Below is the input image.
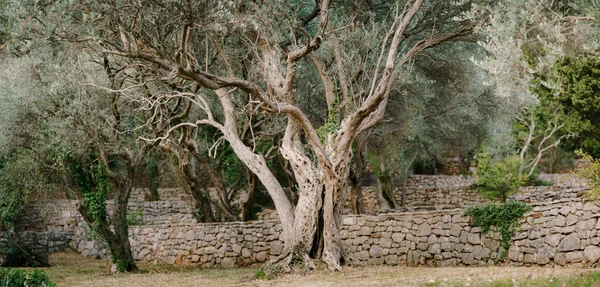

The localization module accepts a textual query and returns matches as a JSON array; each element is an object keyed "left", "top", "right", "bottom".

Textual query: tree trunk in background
[
  {"left": 349, "top": 170, "right": 365, "bottom": 214},
  {"left": 241, "top": 170, "right": 259, "bottom": 221},
  {"left": 195, "top": 155, "right": 239, "bottom": 221},
  {"left": 179, "top": 156, "right": 215, "bottom": 223},
  {"left": 401, "top": 149, "right": 420, "bottom": 207},
  {"left": 146, "top": 155, "right": 160, "bottom": 201},
  {"left": 349, "top": 138, "right": 367, "bottom": 214},
  {"left": 77, "top": 185, "right": 138, "bottom": 273},
  {"left": 110, "top": 177, "right": 138, "bottom": 272}
]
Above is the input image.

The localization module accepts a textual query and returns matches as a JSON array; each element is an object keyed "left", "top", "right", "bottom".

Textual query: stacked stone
[
  {"left": 72, "top": 220, "right": 286, "bottom": 268},
  {"left": 130, "top": 187, "right": 192, "bottom": 202},
  {"left": 340, "top": 210, "right": 500, "bottom": 267},
  {"left": 15, "top": 201, "right": 80, "bottom": 233},
  {"left": 112, "top": 200, "right": 197, "bottom": 225},
  {"left": 405, "top": 175, "right": 475, "bottom": 189},
  {"left": 507, "top": 198, "right": 600, "bottom": 266},
  {"left": 537, "top": 174, "right": 589, "bottom": 188},
  {"left": 399, "top": 186, "right": 489, "bottom": 208},
  {"left": 509, "top": 187, "right": 587, "bottom": 203}
]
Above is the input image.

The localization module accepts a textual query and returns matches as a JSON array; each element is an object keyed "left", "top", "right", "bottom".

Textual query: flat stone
[
  {"left": 255, "top": 251, "right": 268, "bottom": 262},
  {"left": 566, "top": 251, "right": 583, "bottom": 263},
  {"left": 545, "top": 234, "right": 563, "bottom": 247},
  {"left": 450, "top": 224, "right": 462, "bottom": 237},
  {"left": 369, "top": 245, "right": 384, "bottom": 258},
  {"left": 359, "top": 226, "right": 373, "bottom": 236},
  {"left": 429, "top": 243, "right": 441, "bottom": 255},
  {"left": 557, "top": 233, "right": 581, "bottom": 252},
  {"left": 554, "top": 215, "right": 566, "bottom": 227},
  {"left": 554, "top": 253, "right": 566, "bottom": 265},
  {"left": 559, "top": 206, "right": 571, "bottom": 216},
  {"left": 537, "top": 246, "right": 553, "bottom": 264},
  {"left": 385, "top": 254, "right": 399, "bottom": 265},
  {"left": 221, "top": 257, "right": 235, "bottom": 268},
  {"left": 355, "top": 250, "right": 369, "bottom": 261},
  {"left": 461, "top": 253, "right": 476, "bottom": 265},
  {"left": 584, "top": 246, "right": 600, "bottom": 263},
  {"left": 467, "top": 233, "right": 480, "bottom": 245},
  {"left": 380, "top": 238, "right": 392, "bottom": 248},
  {"left": 392, "top": 233, "right": 405, "bottom": 243},
  {"left": 566, "top": 214, "right": 579, "bottom": 226},
  {"left": 417, "top": 223, "right": 432, "bottom": 237}
]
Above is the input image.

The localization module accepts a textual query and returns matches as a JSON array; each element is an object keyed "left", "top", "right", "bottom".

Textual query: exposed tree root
[{"left": 266, "top": 249, "right": 316, "bottom": 275}]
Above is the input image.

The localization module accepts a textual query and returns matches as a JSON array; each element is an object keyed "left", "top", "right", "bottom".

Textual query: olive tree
[{"left": 35, "top": 0, "right": 485, "bottom": 271}]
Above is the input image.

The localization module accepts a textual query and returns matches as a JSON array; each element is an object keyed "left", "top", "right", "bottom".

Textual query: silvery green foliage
[
  {"left": 475, "top": 0, "right": 600, "bottom": 157},
  {"left": 478, "top": 0, "right": 600, "bottom": 103}
]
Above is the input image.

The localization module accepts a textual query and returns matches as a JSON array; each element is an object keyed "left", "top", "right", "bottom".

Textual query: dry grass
[{"left": 36, "top": 253, "right": 596, "bottom": 287}]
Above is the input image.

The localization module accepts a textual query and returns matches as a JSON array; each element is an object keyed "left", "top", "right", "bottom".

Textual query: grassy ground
[{"left": 30, "top": 253, "right": 600, "bottom": 286}]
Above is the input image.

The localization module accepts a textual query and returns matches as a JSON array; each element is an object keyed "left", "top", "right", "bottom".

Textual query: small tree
[
  {"left": 575, "top": 150, "right": 600, "bottom": 199},
  {"left": 475, "top": 147, "right": 528, "bottom": 202}
]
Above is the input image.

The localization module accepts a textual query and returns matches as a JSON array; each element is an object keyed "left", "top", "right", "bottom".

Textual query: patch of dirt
[{"left": 42, "top": 253, "right": 594, "bottom": 287}]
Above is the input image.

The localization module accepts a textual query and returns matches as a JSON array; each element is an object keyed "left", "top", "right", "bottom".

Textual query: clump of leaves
[
  {"left": 0, "top": 268, "right": 56, "bottom": 287},
  {"left": 465, "top": 201, "right": 532, "bottom": 259},
  {"left": 126, "top": 208, "right": 144, "bottom": 226},
  {"left": 475, "top": 147, "right": 529, "bottom": 202},
  {"left": 576, "top": 149, "right": 600, "bottom": 199},
  {"left": 254, "top": 266, "right": 276, "bottom": 280}
]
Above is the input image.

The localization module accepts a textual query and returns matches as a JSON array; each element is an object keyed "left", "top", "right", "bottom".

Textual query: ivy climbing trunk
[{"left": 110, "top": 177, "right": 138, "bottom": 272}]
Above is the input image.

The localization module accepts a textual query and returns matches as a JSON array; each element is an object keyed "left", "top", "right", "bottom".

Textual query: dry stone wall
[
  {"left": 66, "top": 196, "right": 600, "bottom": 268},
  {"left": 5, "top": 173, "right": 598, "bottom": 269}
]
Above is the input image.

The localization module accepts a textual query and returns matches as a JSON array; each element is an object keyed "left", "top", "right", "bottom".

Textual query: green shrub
[
  {"left": 475, "top": 148, "right": 529, "bottom": 202},
  {"left": 0, "top": 268, "right": 55, "bottom": 287},
  {"left": 465, "top": 201, "right": 532, "bottom": 259},
  {"left": 576, "top": 150, "right": 600, "bottom": 199},
  {"left": 126, "top": 208, "right": 144, "bottom": 226}
]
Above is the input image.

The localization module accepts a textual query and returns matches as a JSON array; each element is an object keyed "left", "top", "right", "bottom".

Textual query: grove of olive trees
[{"left": 1, "top": 0, "right": 600, "bottom": 277}]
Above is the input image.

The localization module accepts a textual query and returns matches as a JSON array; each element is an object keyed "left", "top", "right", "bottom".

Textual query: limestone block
[
  {"left": 417, "top": 223, "right": 432, "bottom": 237},
  {"left": 566, "top": 214, "right": 579, "bottom": 226},
  {"left": 380, "top": 238, "right": 392, "bottom": 248},
  {"left": 392, "top": 233, "right": 405, "bottom": 243},
  {"left": 359, "top": 226, "right": 373, "bottom": 236},
  {"left": 385, "top": 254, "right": 399, "bottom": 265},
  {"left": 566, "top": 251, "right": 583, "bottom": 263},
  {"left": 537, "top": 246, "right": 553, "bottom": 264},
  {"left": 467, "top": 233, "right": 480, "bottom": 245},
  {"left": 461, "top": 253, "right": 475, "bottom": 265},
  {"left": 545, "top": 233, "right": 563, "bottom": 247},
  {"left": 221, "top": 257, "right": 235, "bottom": 268},
  {"left": 417, "top": 243, "right": 429, "bottom": 251},
  {"left": 559, "top": 206, "right": 571, "bottom": 216},
  {"left": 441, "top": 241, "right": 452, "bottom": 252},
  {"left": 554, "top": 252, "right": 566, "bottom": 265},
  {"left": 429, "top": 243, "right": 441, "bottom": 255},
  {"left": 255, "top": 251, "right": 268, "bottom": 262},
  {"left": 355, "top": 250, "right": 369, "bottom": 261},
  {"left": 557, "top": 233, "right": 581, "bottom": 252},
  {"left": 554, "top": 215, "right": 566, "bottom": 227},
  {"left": 583, "top": 246, "right": 600, "bottom": 263},
  {"left": 369, "top": 245, "right": 384, "bottom": 258}
]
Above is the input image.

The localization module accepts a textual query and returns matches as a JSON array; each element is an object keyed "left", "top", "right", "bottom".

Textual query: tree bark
[
  {"left": 178, "top": 153, "right": 215, "bottom": 223},
  {"left": 110, "top": 177, "right": 138, "bottom": 272},
  {"left": 241, "top": 170, "right": 258, "bottom": 221}
]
